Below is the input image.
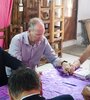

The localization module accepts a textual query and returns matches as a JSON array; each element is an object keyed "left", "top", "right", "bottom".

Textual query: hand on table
[
  {"left": 61, "top": 61, "right": 72, "bottom": 75},
  {"left": 69, "top": 59, "right": 81, "bottom": 74},
  {"left": 61, "top": 59, "right": 81, "bottom": 75}
]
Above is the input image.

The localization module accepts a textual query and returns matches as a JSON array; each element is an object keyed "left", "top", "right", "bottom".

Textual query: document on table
[
  {"left": 73, "top": 67, "right": 90, "bottom": 80},
  {"left": 36, "top": 63, "right": 54, "bottom": 73}
]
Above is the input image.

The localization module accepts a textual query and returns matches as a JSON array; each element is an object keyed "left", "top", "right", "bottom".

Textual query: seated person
[
  {"left": 82, "top": 85, "right": 90, "bottom": 100},
  {"left": 9, "top": 17, "right": 71, "bottom": 74},
  {"left": 0, "top": 47, "right": 24, "bottom": 86},
  {"left": 8, "top": 67, "right": 74, "bottom": 100}
]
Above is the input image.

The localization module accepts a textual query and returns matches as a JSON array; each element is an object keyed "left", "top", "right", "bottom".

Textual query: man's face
[{"left": 29, "top": 23, "right": 45, "bottom": 44}]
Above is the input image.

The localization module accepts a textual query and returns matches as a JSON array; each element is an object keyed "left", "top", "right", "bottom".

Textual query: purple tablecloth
[
  {"left": 0, "top": 67, "right": 90, "bottom": 100},
  {"left": 41, "top": 67, "right": 90, "bottom": 100},
  {"left": 0, "top": 85, "right": 9, "bottom": 100}
]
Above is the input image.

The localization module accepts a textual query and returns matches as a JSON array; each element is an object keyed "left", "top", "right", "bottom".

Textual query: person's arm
[
  {"left": 2, "top": 48, "right": 24, "bottom": 70},
  {"left": 9, "top": 34, "right": 22, "bottom": 61},
  {"left": 79, "top": 45, "right": 90, "bottom": 64},
  {"left": 70, "top": 45, "right": 90, "bottom": 74},
  {"left": 43, "top": 38, "right": 71, "bottom": 74}
]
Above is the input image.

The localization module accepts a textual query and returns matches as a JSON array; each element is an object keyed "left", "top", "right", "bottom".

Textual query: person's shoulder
[
  {"left": 43, "top": 36, "right": 48, "bottom": 42},
  {"left": 40, "top": 36, "right": 48, "bottom": 45},
  {"left": 12, "top": 31, "right": 27, "bottom": 40},
  {"left": 43, "top": 36, "right": 47, "bottom": 39},
  {"left": 43, "top": 36, "right": 50, "bottom": 45}
]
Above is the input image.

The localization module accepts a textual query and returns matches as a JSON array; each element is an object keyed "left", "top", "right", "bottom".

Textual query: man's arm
[
  {"left": 79, "top": 45, "right": 90, "bottom": 64},
  {"left": 9, "top": 35, "right": 22, "bottom": 61},
  {"left": 43, "top": 38, "right": 71, "bottom": 74}
]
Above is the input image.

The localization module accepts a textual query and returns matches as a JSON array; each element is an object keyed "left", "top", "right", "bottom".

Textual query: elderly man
[{"left": 9, "top": 17, "right": 71, "bottom": 74}]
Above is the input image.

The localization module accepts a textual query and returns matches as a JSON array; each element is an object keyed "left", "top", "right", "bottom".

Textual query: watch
[{"left": 61, "top": 60, "right": 68, "bottom": 66}]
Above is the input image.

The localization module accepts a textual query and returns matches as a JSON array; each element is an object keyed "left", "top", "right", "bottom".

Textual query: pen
[{"left": 62, "top": 82, "right": 77, "bottom": 86}]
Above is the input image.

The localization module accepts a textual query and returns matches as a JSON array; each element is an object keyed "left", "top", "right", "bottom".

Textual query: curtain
[{"left": 0, "top": 0, "right": 13, "bottom": 47}]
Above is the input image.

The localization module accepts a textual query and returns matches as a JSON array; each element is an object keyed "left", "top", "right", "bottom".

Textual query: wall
[{"left": 77, "top": 0, "right": 90, "bottom": 44}]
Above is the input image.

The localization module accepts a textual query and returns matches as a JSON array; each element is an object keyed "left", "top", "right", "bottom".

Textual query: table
[
  {"left": 40, "top": 67, "right": 90, "bottom": 100},
  {"left": 0, "top": 67, "right": 90, "bottom": 100},
  {"left": 0, "top": 85, "right": 9, "bottom": 100}
]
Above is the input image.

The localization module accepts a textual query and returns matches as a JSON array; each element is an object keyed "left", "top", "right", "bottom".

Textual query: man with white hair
[{"left": 9, "top": 17, "right": 71, "bottom": 74}]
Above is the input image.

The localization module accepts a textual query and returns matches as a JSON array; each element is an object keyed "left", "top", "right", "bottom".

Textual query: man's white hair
[{"left": 28, "top": 17, "right": 44, "bottom": 31}]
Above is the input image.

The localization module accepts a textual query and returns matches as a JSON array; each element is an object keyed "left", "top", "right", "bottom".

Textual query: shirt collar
[
  {"left": 22, "top": 31, "right": 29, "bottom": 45},
  {"left": 21, "top": 93, "right": 40, "bottom": 100},
  {"left": 23, "top": 31, "right": 41, "bottom": 47}
]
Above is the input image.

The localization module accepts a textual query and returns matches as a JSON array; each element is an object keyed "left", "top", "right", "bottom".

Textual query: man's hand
[
  {"left": 61, "top": 61, "right": 71, "bottom": 74},
  {"left": 82, "top": 85, "right": 90, "bottom": 100},
  {"left": 69, "top": 59, "right": 81, "bottom": 74}
]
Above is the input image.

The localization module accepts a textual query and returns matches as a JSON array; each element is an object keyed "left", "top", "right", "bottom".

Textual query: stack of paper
[
  {"left": 36, "top": 63, "right": 53, "bottom": 73},
  {"left": 74, "top": 67, "right": 90, "bottom": 79}
]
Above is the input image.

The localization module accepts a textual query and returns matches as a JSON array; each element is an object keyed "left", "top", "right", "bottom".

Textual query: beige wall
[{"left": 77, "top": 0, "right": 90, "bottom": 44}]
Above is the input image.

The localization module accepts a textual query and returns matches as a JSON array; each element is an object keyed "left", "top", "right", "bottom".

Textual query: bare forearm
[
  {"left": 79, "top": 45, "right": 90, "bottom": 64},
  {"left": 70, "top": 45, "right": 90, "bottom": 74}
]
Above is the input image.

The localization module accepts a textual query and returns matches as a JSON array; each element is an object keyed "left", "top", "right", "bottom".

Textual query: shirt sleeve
[
  {"left": 43, "top": 38, "right": 64, "bottom": 67},
  {"left": 2, "top": 49, "right": 24, "bottom": 70},
  {"left": 8, "top": 35, "right": 22, "bottom": 61}
]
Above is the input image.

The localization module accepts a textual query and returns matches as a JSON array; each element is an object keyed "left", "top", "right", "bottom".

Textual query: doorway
[{"left": 64, "top": 0, "right": 78, "bottom": 41}]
